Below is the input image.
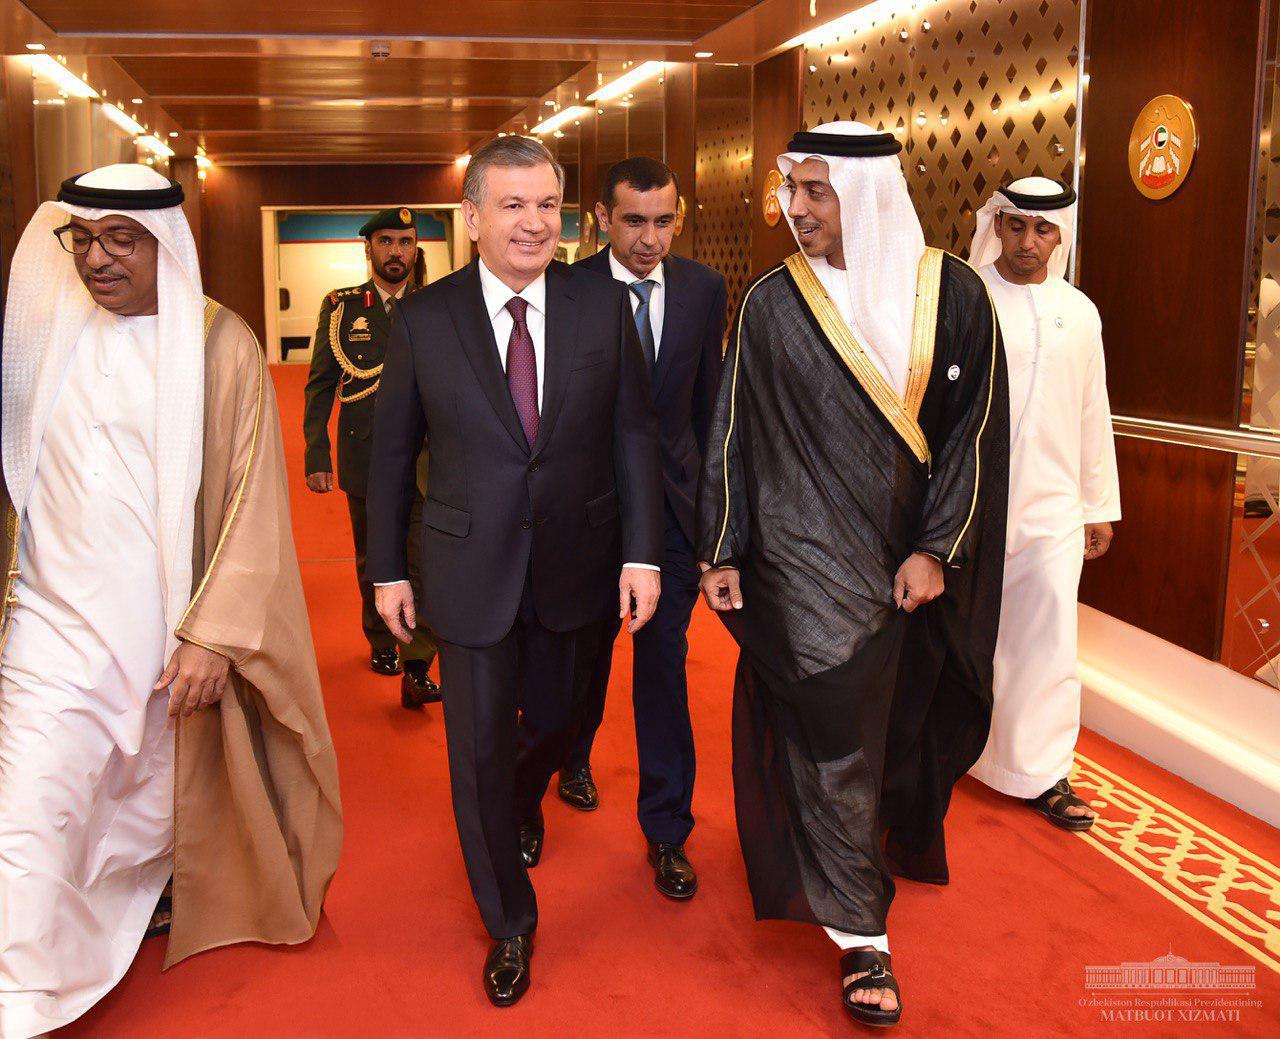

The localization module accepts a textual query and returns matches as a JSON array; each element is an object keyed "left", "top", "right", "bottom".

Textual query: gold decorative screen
[
  {"left": 695, "top": 64, "right": 754, "bottom": 320},
  {"left": 800, "top": 0, "right": 1082, "bottom": 255}
]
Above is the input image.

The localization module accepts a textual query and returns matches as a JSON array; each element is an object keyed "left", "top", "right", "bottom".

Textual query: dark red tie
[{"left": 505, "top": 296, "right": 539, "bottom": 446}]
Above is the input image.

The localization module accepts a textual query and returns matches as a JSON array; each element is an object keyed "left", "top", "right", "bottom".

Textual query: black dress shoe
[
  {"left": 483, "top": 933, "right": 534, "bottom": 1007},
  {"left": 557, "top": 765, "right": 600, "bottom": 811},
  {"left": 647, "top": 842, "right": 698, "bottom": 900},
  {"left": 370, "top": 648, "right": 402, "bottom": 676},
  {"left": 519, "top": 822, "right": 544, "bottom": 869},
  {"left": 400, "top": 660, "right": 442, "bottom": 709}
]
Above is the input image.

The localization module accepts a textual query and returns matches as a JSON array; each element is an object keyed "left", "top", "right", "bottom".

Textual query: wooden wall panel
[
  {"left": 1079, "top": 0, "right": 1267, "bottom": 427},
  {"left": 200, "top": 163, "right": 463, "bottom": 344},
  {"left": 1079, "top": 438, "right": 1235, "bottom": 658},
  {"left": 170, "top": 157, "right": 203, "bottom": 262},
  {"left": 694, "top": 63, "right": 753, "bottom": 321},
  {"left": 663, "top": 61, "right": 697, "bottom": 260},
  {"left": 800, "top": 0, "right": 1082, "bottom": 254},
  {"left": 1075, "top": 0, "right": 1268, "bottom": 648},
  {"left": 0, "top": 57, "right": 36, "bottom": 297},
  {"left": 578, "top": 107, "right": 600, "bottom": 257},
  {"left": 751, "top": 47, "right": 803, "bottom": 278}
]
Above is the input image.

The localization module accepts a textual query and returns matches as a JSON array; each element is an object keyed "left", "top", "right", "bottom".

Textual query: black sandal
[
  {"left": 144, "top": 892, "right": 173, "bottom": 939},
  {"left": 841, "top": 948, "right": 902, "bottom": 1028},
  {"left": 1025, "top": 778, "right": 1096, "bottom": 831}
]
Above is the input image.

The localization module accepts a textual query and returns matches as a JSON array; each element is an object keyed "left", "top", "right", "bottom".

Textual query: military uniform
[{"left": 303, "top": 274, "right": 436, "bottom": 668}]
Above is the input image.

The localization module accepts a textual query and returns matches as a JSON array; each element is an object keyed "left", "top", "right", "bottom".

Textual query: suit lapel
[
  {"left": 445, "top": 261, "right": 529, "bottom": 453},
  {"left": 650, "top": 257, "right": 682, "bottom": 398},
  {"left": 533, "top": 263, "right": 580, "bottom": 456}
]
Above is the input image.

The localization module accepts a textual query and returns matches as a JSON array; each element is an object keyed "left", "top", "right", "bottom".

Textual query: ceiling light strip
[
  {"left": 783, "top": 0, "right": 923, "bottom": 49},
  {"left": 23, "top": 54, "right": 99, "bottom": 99},
  {"left": 137, "top": 134, "right": 175, "bottom": 159},
  {"left": 100, "top": 102, "right": 146, "bottom": 136},
  {"left": 530, "top": 104, "right": 591, "bottom": 135},
  {"left": 587, "top": 61, "right": 665, "bottom": 103}
]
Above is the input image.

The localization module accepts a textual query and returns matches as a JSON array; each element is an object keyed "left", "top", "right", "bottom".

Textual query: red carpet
[{"left": 63, "top": 365, "right": 1280, "bottom": 1037}]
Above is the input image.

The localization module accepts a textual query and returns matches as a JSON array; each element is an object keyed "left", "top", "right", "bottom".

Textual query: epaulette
[{"left": 328, "top": 286, "right": 363, "bottom": 305}]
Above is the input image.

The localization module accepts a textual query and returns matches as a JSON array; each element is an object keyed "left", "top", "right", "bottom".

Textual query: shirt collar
[
  {"left": 478, "top": 257, "right": 546, "bottom": 320},
  {"left": 373, "top": 280, "right": 407, "bottom": 305},
  {"left": 607, "top": 249, "right": 664, "bottom": 289}
]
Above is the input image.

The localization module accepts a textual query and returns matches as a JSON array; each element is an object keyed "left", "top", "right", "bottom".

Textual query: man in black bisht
[{"left": 697, "top": 121, "right": 1008, "bottom": 1028}]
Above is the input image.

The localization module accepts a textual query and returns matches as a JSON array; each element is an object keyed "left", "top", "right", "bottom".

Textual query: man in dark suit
[
  {"left": 366, "top": 136, "right": 663, "bottom": 1008},
  {"left": 302, "top": 207, "right": 440, "bottom": 709},
  {"left": 552, "top": 158, "right": 726, "bottom": 900}
]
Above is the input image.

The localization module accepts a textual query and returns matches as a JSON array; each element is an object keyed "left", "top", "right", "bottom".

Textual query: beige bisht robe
[{"left": 0, "top": 300, "right": 343, "bottom": 970}]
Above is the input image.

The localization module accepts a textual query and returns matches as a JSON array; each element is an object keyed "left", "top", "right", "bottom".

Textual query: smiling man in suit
[
  {"left": 366, "top": 135, "right": 663, "bottom": 1007},
  {"left": 552, "top": 158, "right": 726, "bottom": 900}
]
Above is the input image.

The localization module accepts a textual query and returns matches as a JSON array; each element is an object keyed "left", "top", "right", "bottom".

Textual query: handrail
[{"left": 1112, "top": 415, "right": 1280, "bottom": 459}]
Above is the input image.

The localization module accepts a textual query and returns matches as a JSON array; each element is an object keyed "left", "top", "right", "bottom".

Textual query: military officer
[{"left": 303, "top": 206, "right": 440, "bottom": 708}]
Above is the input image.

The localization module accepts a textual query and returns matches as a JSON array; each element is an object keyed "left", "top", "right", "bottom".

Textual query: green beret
[{"left": 360, "top": 207, "right": 418, "bottom": 238}]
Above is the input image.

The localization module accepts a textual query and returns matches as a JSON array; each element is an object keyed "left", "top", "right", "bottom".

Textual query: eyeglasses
[{"left": 53, "top": 224, "right": 152, "bottom": 258}]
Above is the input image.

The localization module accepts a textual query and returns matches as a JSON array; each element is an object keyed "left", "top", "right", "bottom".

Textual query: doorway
[{"left": 261, "top": 204, "right": 469, "bottom": 364}]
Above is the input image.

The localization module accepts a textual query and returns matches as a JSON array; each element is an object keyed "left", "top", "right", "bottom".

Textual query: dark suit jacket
[
  {"left": 302, "top": 278, "right": 394, "bottom": 497},
  {"left": 367, "top": 258, "right": 665, "bottom": 648},
  {"left": 576, "top": 250, "right": 726, "bottom": 544}
]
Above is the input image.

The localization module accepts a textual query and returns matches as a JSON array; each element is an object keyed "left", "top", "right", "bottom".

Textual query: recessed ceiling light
[
  {"left": 25, "top": 43, "right": 45, "bottom": 51},
  {"left": 695, "top": 51, "right": 713, "bottom": 58},
  {"left": 168, "top": 131, "right": 178, "bottom": 138},
  {"left": 132, "top": 98, "right": 143, "bottom": 105}
]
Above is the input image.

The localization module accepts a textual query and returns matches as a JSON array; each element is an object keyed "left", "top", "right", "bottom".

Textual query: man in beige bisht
[{"left": 0, "top": 164, "right": 342, "bottom": 1038}]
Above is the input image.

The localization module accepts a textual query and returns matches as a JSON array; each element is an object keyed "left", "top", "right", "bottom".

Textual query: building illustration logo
[{"left": 1085, "top": 950, "right": 1256, "bottom": 991}]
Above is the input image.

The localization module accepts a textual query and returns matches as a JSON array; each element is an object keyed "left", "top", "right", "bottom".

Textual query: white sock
[{"left": 825, "top": 927, "right": 890, "bottom": 954}]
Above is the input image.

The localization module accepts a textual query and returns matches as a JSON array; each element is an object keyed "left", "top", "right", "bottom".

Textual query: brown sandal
[{"left": 1025, "top": 778, "right": 1096, "bottom": 831}]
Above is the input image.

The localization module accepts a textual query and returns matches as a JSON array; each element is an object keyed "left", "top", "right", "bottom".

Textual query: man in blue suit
[{"left": 557, "top": 158, "right": 726, "bottom": 899}]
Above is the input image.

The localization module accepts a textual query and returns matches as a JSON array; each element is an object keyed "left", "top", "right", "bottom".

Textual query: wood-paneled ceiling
[{"left": 5, "top": 1, "right": 768, "bottom": 163}]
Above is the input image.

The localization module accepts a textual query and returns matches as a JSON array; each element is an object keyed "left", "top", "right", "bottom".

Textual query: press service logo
[{"left": 1080, "top": 950, "right": 1261, "bottom": 1024}]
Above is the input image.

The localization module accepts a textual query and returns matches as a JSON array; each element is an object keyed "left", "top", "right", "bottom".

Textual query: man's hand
[
  {"left": 620, "top": 567, "right": 661, "bottom": 634},
  {"left": 1084, "top": 522, "right": 1114, "bottom": 561},
  {"left": 699, "top": 563, "right": 744, "bottom": 612},
  {"left": 375, "top": 581, "right": 416, "bottom": 644},
  {"left": 156, "top": 642, "right": 232, "bottom": 718},
  {"left": 893, "top": 552, "right": 944, "bottom": 613},
  {"left": 306, "top": 471, "right": 335, "bottom": 494}
]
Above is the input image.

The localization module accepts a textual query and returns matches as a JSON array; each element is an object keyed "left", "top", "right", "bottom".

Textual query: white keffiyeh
[
  {"left": 777, "top": 120, "right": 926, "bottom": 398},
  {"left": 2, "top": 163, "right": 205, "bottom": 652},
  {"left": 969, "top": 175, "right": 1077, "bottom": 280}
]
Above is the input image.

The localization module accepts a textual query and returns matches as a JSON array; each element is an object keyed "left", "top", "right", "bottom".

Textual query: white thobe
[
  {"left": 810, "top": 256, "right": 910, "bottom": 398},
  {"left": 0, "top": 310, "right": 172, "bottom": 1038},
  {"left": 969, "top": 264, "right": 1121, "bottom": 797}
]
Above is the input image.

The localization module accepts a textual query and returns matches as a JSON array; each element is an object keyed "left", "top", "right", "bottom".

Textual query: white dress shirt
[
  {"left": 377, "top": 257, "right": 657, "bottom": 581},
  {"left": 374, "top": 280, "right": 407, "bottom": 313},
  {"left": 608, "top": 250, "right": 665, "bottom": 356},
  {"left": 478, "top": 258, "right": 547, "bottom": 409}
]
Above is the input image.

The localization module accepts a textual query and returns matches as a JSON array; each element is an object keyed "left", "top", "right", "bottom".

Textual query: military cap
[{"left": 359, "top": 206, "right": 418, "bottom": 238}]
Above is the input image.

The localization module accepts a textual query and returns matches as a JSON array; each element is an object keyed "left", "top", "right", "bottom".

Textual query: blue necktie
[{"left": 629, "top": 279, "right": 657, "bottom": 373}]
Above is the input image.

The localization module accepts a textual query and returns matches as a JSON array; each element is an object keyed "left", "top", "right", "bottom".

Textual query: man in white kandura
[
  {"left": 0, "top": 164, "right": 340, "bottom": 1038},
  {"left": 967, "top": 176, "right": 1121, "bottom": 830}
]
